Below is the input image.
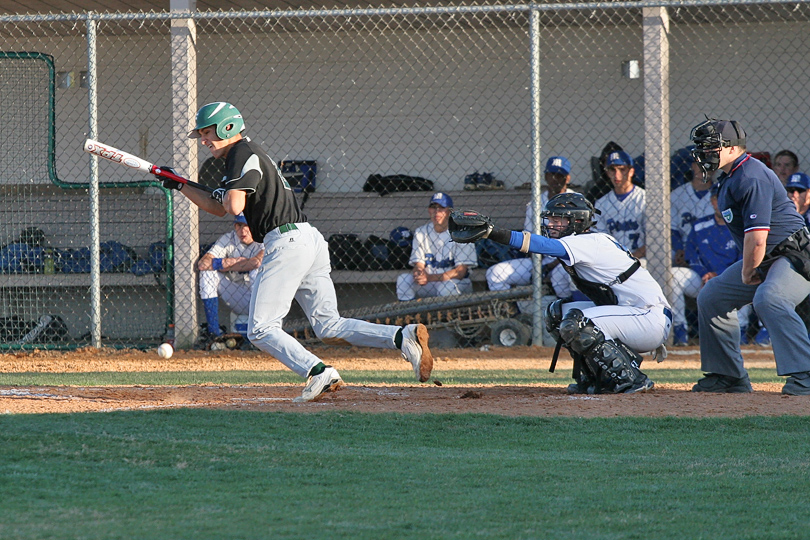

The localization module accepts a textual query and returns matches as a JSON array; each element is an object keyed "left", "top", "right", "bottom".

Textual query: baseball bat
[{"left": 83, "top": 138, "right": 214, "bottom": 193}]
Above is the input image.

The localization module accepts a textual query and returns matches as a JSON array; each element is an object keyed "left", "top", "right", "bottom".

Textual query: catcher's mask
[
  {"left": 689, "top": 118, "right": 746, "bottom": 175},
  {"left": 540, "top": 193, "right": 599, "bottom": 238}
]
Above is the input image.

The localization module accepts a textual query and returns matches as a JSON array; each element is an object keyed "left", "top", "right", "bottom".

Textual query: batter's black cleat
[
  {"left": 782, "top": 372, "right": 810, "bottom": 395},
  {"left": 692, "top": 373, "right": 753, "bottom": 393}
]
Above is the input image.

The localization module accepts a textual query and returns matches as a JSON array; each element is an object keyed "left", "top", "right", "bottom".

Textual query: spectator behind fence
[
  {"left": 785, "top": 172, "right": 810, "bottom": 227},
  {"left": 595, "top": 150, "right": 698, "bottom": 346},
  {"left": 197, "top": 213, "right": 264, "bottom": 344},
  {"left": 584, "top": 141, "right": 625, "bottom": 204},
  {"left": 671, "top": 153, "right": 716, "bottom": 267},
  {"left": 396, "top": 192, "right": 477, "bottom": 301},
  {"left": 486, "top": 156, "right": 575, "bottom": 300},
  {"left": 676, "top": 191, "right": 742, "bottom": 342},
  {"left": 772, "top": 149, "right": 800, "bottom": 187}
]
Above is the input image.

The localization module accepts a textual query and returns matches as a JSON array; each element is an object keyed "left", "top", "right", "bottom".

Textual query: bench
[{"left": 201, "top": 189, "right": 531, "bottom": 284}]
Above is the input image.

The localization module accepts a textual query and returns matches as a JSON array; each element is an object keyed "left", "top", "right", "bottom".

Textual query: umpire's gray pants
[{"left": 698, "top": 256, "right": 810, "bottom": 378}]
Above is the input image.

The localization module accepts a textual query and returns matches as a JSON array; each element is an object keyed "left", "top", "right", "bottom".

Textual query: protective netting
[{"left": 1, "top": 1, "right": 808, "bottom": 349}]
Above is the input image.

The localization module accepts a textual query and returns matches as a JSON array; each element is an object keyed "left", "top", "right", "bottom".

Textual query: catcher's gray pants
[
  {"left": 698, "top": 256, "right": 810, "bottom": 378},
  {"left": 248, "top": 223, "right": 399, "bottom": 378}
]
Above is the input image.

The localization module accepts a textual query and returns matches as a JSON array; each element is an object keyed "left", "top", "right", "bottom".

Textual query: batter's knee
[{"left": 247, "top": 318, "right": 283, "bottom": 343}]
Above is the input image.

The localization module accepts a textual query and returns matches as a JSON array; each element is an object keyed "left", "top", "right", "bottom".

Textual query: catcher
[{"left": 449, "top": 192, "right": 672, "bottom": 394}]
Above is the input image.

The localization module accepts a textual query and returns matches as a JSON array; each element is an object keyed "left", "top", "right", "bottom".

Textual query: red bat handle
[{"left": 151, "top": 166, "right": 215, "bottom": 193}]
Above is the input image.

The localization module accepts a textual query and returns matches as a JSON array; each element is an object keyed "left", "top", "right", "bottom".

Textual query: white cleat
[
  {"left": 400, "top": 324, "right": 433, "bottom": 382},
  {"left": 292, "top": 366, "right": 344, "bottom": 403}
]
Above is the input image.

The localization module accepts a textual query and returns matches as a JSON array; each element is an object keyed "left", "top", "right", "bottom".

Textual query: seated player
[
  {"left": 396, "top": 192, "right": 477, "bottom": 301},
  {"left": 198, "top": 213, "right": 264, "bottom": 344},
  {"left": 486, "top": 156, "right": 576, "bottom": 301},
  {"left": 450, "top": 193, "right": 671, "bottom": 394}
]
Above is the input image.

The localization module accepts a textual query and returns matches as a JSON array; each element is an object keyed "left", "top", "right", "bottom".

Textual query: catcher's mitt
[{"left": 449, "top": 210, "right": 494, "bottom": 243}]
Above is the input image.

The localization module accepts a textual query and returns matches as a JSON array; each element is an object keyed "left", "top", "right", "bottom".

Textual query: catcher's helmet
[
  {"left": 689, "top": 118, "right": 746, "bottom": 174},
  {"left": 540, "top": 193, "right": 599, "bottom": 238},
  {"left": 189, "top": 102, "right": 245, "bottom": 140}
]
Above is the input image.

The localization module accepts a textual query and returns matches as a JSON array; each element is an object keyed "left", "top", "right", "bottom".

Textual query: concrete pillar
[
  {"left": 170, "top": 0, "right": 199, "bottom": 348},
  {"left": 642, "top": 7, "right": 672, "bottom": 303}
]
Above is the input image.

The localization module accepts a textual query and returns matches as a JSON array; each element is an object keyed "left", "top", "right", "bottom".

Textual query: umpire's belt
[
  {"left": 758, "top": 226, "right": 810, "bottom": 281},
  {"left": 278, "top": 223, "right": 298, "bottom": 234}
]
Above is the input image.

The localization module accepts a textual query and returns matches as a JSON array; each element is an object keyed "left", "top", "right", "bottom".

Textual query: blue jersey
[
  {"left": 685, "top": 214, "right": 741, "bottom": 277},
  {"left": 715, "top": 154, "right": 805, "bottom": 252}
]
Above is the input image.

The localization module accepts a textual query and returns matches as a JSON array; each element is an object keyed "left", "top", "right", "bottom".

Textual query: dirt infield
[{"left": 2, "top": 345, "right": 808, "bottom": 417}]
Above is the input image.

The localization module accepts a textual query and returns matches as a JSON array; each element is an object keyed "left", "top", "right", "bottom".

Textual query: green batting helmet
[{"left": 188, "top": 102, "right": 245, "bottom": 140}]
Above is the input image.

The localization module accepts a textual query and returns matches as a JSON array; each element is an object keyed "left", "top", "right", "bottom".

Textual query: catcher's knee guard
[
  {"left": 558, "top": 309, "right": 603, "bottom": 356},
  {"left": 558, "top": 309, "right": 652, "bottom": 394}
]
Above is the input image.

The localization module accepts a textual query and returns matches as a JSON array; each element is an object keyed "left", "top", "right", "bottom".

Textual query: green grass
[
  {"left": 0, "top": 411, "right": 809, "bottom": 539},
  {"left": 0, "top": 367, "right": 785, "bottom": 387}
]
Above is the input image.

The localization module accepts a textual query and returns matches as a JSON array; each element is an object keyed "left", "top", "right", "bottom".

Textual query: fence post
[
  {"left": 643, "top": 6, "right": 672, "bottom": 321},
  {"left": 530, "top": 7, "right": 546, "bottom": 347},
  {"left": 171, "top": 0, "right": 200, "bottom": 348},
  {"left": 86, "top": 13, "right": 102, "bottom": 349}
]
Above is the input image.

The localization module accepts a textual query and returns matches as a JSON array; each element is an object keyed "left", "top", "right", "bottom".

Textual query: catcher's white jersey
[
  {"left": 670, "top": 184, "right": 714, "bottom": 247},
  {"left": 559, "top": 232, "right": 669, "bottom": 309},
  {"left": 557, "top": 231, "right": 671, "bottom": 353},
  {"left": 206, "top": 231, "right": 264, "bottom": 285},
  {"left": 410, "top": 223, "right": 477, "bottom": 274},
  {"left": 594, "top": 187, "right": 646, "bottom": 252}
]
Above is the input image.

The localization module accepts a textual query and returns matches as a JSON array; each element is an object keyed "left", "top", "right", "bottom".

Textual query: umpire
[{"left": 691, "top": 118, "right": 810, "bottom": 395}]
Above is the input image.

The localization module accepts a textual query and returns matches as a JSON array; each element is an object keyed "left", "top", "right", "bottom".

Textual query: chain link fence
[{"left": 0, "top": 1, "right": 808, "bottom": 349}]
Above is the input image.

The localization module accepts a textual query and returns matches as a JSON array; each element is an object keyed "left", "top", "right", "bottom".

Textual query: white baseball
[{"left": 157, "top": 343, "right": 173, "bottom": 359}]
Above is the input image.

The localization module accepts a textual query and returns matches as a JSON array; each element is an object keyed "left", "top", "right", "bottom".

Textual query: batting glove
[
  {"left": 156, "top": 166, "right": 183, "bottom": 191},
  {"left": 211, "top": 188, "right": 227, "bottom": 204}
]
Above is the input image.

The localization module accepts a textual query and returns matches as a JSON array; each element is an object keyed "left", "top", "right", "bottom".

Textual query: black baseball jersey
[
  {"left": 715, "top": 153, "right": 804, "bottom": 253},
  {"left": 222, "top": 137, "right": 306, "bottom": 239}
]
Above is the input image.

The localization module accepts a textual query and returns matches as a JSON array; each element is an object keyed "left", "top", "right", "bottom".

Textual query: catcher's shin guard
[
  {"left": 545, "top": 298, "right": 564, "bottom": 342},
  {"left": 558, "top": 309, "right": 651, "bottom": 394}
]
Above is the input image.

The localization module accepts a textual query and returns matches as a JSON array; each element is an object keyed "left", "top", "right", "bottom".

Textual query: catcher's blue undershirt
[{"left": 507, "top": 230, "right": 569, "bottom": 260}]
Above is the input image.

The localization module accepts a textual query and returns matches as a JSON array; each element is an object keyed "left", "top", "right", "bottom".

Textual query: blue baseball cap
[
  {"left": 605, "top": 150, "right": 634, "bottom": 168},
  {"left": 429, "top": 192, "right": 454, "bottom": 208},
  {"left": 545, "top": 156, "right": 571, "bottom": 175},
  {"left": 234, "top": 213, "right": 248, "bottom": 224},
  {"left": 786, "top": 172, "right": 810, "bottom": 191}
]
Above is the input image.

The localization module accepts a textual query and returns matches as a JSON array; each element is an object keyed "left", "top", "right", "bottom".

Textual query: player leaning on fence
[
  {"left": 689, "top": 118, "right": 810, "bottom": 395},
  {"left": 449, "top": 193, "right": 672, "bottom": 394},
  {"left": 158, "top": 102, "right": 434, "bottom": 402}
]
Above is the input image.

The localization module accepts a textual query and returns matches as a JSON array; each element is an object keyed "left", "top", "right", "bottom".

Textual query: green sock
[
  {"left": 308, "top": 363, "right": 326, "bottom": 377},
  {"left": 394, "top": 328, "right": 403, "bottom": 349}
]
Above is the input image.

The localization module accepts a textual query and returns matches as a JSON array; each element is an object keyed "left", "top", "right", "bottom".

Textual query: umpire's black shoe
[
  {"left": 782, "top": 372, "right": 810, "bottom": 395},
  {"left": 692, "top": 373, "right": 753, "bottom": 393}
]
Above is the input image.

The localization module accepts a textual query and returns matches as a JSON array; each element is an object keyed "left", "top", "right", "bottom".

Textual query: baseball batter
[
  {"left": 160, "top": 102, "right": 433, "bottom": 402},
  {"left": 450, "top": 193, "right": 671, "bottom": 394},
  {"left": 396, "top": 192, "right": 477, "bottom": 301},
  {"left": 197, "top": 213, "right": 263, "bottom": 342}
]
